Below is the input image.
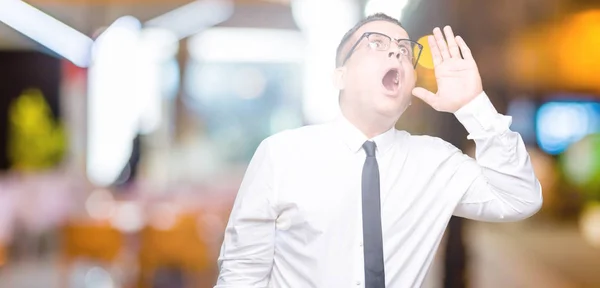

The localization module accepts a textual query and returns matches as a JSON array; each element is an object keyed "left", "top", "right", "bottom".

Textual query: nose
[{"left": 387, "top": 44, "right": 401, "bottom": 60}]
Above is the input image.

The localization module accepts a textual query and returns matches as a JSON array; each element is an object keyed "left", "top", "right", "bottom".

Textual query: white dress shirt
[{"left": 214, "top": 92, "right": 543, "bottom": 288}]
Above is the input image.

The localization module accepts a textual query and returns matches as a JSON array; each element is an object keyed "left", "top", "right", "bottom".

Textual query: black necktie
[{"left": 362, "top": 141, "right": 385, "bottom": 288}]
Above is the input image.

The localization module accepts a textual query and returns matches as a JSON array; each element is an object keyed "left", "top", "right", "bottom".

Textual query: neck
[{"left": 340, "top": 108, "right": 397, "bottom": 139}]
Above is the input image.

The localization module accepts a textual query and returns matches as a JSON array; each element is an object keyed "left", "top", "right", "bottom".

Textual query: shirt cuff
[{"left": 453, "top": 91, "right": 512, "bottom": 139}]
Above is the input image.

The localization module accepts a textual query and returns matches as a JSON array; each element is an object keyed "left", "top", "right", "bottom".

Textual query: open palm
[{"left": 412, "top": 26, "right": 483, "bottom": 113}]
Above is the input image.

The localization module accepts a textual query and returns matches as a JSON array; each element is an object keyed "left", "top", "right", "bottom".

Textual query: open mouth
[{"left": 382, "top": 68, "right": 400, "bottom": 93}]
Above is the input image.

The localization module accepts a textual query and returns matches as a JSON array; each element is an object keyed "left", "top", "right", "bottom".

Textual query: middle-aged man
[{"left": 214, "top": 13, "right": 543, "bottom": 288}]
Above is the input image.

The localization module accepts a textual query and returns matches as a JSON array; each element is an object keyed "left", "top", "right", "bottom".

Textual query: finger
[
  {"left": 455, "top": 36, "right": 473, "bottom": 60},
  {"left": 443, "top": 26, "right": 460, "bottom": 58},
  {"left": 412, "top": 87, "right": 439, "bottom": 109},
  {"left": 427, "top": 35, "right": 443, "bottom": 66},
  {"left": 433, "top": 27, "right": 451, "bottom": 60}
]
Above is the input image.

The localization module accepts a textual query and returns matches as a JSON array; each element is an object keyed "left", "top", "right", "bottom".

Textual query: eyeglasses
[{"left": 341, "top": 32, "right": 423, "bottom": 68}]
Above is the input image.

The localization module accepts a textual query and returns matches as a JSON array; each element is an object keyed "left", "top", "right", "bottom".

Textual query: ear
[{"left": 332, "top": 67, "right": 347, "bottom": 90}]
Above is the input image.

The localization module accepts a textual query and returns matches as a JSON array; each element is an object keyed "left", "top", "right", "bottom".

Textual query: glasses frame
[{"left": 341, "top": 32, "right": 423, "bottom": 69}]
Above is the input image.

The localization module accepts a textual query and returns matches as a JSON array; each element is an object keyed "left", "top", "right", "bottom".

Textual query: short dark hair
[{"left": 335, "top": 13, "right": 404, "bottom": 67}]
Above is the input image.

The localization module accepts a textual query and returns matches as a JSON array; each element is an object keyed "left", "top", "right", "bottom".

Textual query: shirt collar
[{"left": 333, "top": 114, "right": 397, "bottom": 156}]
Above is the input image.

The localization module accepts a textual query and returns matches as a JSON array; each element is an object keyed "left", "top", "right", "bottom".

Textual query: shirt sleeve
[
  {"left": 450, "top": 91, "right": 543, "bottom": 222},
  {"left": 214, "top": 138, "right": 278, "bottom": 287}
]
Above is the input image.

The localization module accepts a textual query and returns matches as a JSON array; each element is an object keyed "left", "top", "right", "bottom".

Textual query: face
[{"left": 335, "top": 21, "right": 418, "bottom": 120}]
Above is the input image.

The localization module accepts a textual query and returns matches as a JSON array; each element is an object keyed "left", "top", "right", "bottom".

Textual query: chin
[
  {"left": 374, "top": 94, "right": 407, "bottom": 114},
  {"left": 375, "top": 102, "right": 408, "bottom": 121},
  {"left": 374, "top": 102, "right": 405, "bottom": 119}
]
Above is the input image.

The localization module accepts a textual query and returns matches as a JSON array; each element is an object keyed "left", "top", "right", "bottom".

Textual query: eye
[
  {"left": 368, "top": 40, "right": 384, "bottom": 49},
  {"left": 399, "top": 46, "right": 410, "bottom": 56}
]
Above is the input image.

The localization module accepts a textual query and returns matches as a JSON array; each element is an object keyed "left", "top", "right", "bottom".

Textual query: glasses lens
[
  {"left": 367, "top": 33, "right": 391, "bottom": 51},
  {"left": 399, "top": 40, "right": 422, "bottom": 67}
]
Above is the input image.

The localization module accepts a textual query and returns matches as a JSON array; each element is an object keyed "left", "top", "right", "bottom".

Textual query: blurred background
[{"left": 0, "top": 0, "right": 599, "bottom": 287}]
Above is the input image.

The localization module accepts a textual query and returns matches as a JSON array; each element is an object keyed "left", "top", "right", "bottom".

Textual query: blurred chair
[
  {"left": 0, "top": 243, "right": 5, "bottom": 268},
  {"left": 59, "top": 220, "right": 125, "bottom": 287},
  {"left": 136, "top": 212, "right": 211, "bottom": 288}
]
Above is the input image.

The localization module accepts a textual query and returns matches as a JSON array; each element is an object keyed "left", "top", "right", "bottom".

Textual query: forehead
[{"left": 354, "top": 20, "right": 410, "bottom": 41}]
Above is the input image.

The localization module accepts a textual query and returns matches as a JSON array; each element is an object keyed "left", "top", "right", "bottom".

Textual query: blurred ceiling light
[
  {"left": 92, "top": 15, "right": 141, "bottom": 59},
  {"left": 0, "top": 0, "right": 93, "bottom": 67},
  {"left": 364, "top": 0, "right": 409, "bottom": 19},
  {"left": 145, "top": 0, "right": 234, "bottom": 40},
  {"left": 87, "top": 16, "right": 142, "bottom": 187},
  {"left": 291, "top": 0, "right": 357, "bottom": 33},
  {"left": 188, "top": 27, "right": 305, "bottom": 63},
  {"left": 291, "top": 0, "right": 359, "bottom": 124},
  {"left": 88, "top": 16, "right": 179, "bottom": 188},
  {"left": 139, "top": 27, "right": 179, "bottom": 62}
]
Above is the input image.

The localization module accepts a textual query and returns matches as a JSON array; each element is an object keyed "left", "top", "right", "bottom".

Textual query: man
[{"left": 214, "top": 13, "right": 542, "bottom": 288}]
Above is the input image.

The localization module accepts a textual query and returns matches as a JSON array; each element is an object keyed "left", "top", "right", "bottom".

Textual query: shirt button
[
  {"left": 359, "top": 242, "right": 363, "bottom": 247},
  {"left": 356, "top": 280, "right": 361, "bottom": 285}
]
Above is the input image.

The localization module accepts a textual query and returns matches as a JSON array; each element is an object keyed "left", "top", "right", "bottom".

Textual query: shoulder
[
  {"left": 401, "top": 131, "right": 462, "bottom": 158},
  {"left": 401, "top": 132, "right": 475, "bottom": 179},
  {"left": 260, "top": 123, "right": 331, "bottom": 155}
]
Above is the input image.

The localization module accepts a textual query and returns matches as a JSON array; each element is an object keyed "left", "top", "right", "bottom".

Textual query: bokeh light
[
  {"left": 561, "top": 133, "right": 600, "bottom": 194},
  {"left": 536, "top": 101, "right": 600, "bottom": 155},
  {"left": 417, "top": 35, "right": 434, "bottom": 69},
  {"left": 579, "top": 202, "right": 600, "bottom": 248}
]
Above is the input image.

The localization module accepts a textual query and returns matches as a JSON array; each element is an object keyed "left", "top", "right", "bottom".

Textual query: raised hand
[{"left": 412, "top": 26, "right": 483, "bottom": 113}]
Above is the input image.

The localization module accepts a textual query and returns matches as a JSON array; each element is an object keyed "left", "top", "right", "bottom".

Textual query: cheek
[
  {"left": 402, "top": 66, "right": 416, "bottom": 86},
  {"left": 349, "top": 65, "right": 378, "bottom": 88},
  {"left": 359, "top": 62, "right": 384, "bottom": 83}
]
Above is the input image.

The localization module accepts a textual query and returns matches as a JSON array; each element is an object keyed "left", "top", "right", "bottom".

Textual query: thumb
[{"left": 412, "top": 87, "right": 438, "bottom": 108}]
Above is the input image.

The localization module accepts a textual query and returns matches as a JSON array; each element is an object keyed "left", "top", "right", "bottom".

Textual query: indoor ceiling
[
  {"left": 0, "top": 0, "right": 298, "bottom": 49},
  {"left": 3, "top": 0, "right": 599, "bottom": 95}
]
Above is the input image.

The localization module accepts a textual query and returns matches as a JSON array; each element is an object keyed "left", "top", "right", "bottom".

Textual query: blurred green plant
[
  {"left": 7, "top": 88, "right": 67, "bottom": 171},
  {"left": 560, "top": 133, "right": 600, "bottom": 202}
]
